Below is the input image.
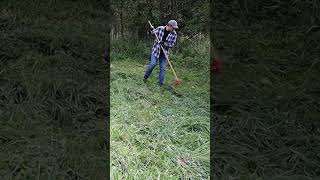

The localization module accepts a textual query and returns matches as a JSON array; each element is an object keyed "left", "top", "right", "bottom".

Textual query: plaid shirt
[{"left": 151, "top": 26, "right": 177, "bottom": 58}]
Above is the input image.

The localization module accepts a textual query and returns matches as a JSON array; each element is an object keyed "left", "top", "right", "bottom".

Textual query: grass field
[
  {"left": 1, "top": 1, "right": 109, "bottom": 179},
  {"left": 110, "top": 38, "right": 210, "bottom": 179},
  {"left": 212, "top": 18, "right": 320, "bottom": 179},
  {"left": 2, "top": 0, "right": 319, "bottom": 179}
]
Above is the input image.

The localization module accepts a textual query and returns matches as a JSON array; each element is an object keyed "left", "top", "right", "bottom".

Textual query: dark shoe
[{"left": 143, "top": 78, "right": 147, "bottom": 83}]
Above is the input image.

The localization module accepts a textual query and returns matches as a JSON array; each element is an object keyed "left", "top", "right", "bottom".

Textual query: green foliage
[{"left": 111, "top": 0, "right": 209, "bottom": 38}]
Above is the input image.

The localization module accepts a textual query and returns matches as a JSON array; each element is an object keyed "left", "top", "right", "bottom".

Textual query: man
[{"left": 143, "top": 20, "right": 178, "bottom": 86}]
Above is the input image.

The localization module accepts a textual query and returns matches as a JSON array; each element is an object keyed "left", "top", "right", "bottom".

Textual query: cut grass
[{"left": 110, "top": 53, "right": 210, "bottom": 179}]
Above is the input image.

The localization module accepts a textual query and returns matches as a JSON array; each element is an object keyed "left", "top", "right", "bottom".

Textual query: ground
[{"left": 110, "top": 58, "right": 210, "bottom": 179}]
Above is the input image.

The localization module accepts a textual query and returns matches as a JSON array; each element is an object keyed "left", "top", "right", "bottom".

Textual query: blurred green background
[
  {"left": 211, "top": 0, "right": 320, "bottom": 179},
  {"left": 0, "top": 0, "right": 110, "bottom": 179}
]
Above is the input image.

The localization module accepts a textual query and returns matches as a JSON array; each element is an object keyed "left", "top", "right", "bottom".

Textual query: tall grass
[
  {"left": 1, "top": 1, "right": 109, "bottom": 179},
  {"left": 111, "top": 35, "right": 210, "bottom": 70},
  {"left": 212, "top": 14, "right": 320, "bottom": 178}
]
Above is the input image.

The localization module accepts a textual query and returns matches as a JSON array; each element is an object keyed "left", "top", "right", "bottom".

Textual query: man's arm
[
  {"left": 147, "top": 26, "right": 161, "bottom": 39},
  {"left": 163, "top": 33, "right": 177, "bottom": 48}
]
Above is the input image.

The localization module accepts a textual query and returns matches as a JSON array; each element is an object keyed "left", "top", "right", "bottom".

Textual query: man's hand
[
  {"left": 159, "top": 41, "right": 169, "bottom": 50},
  {"left": 147, "top": 27, "right": 156, "bottom": 36},
  {"left": 147, "top": 28, "right": 153, "bottom": 35},
  {"left": 159, "top": 41, "right": 165, "bottom": 46},
  {"left": 159, "top": 41, "right": 169, "bottom": 54}
]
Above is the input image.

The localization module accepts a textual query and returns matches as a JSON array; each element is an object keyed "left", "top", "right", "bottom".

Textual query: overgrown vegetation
[
  {"left": 211, "top": 0, "right": 320, "bottom": 179},
  {"left": 110, "top": 0, "right": 209, "bottom": 38},
  {"left": 0, "top": 1, "right": 109, "bottom": 179}
]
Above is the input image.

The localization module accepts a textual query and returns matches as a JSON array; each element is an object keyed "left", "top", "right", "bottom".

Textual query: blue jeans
[{"left": 144, "top": 53, "right": 168, "bottom": 85}]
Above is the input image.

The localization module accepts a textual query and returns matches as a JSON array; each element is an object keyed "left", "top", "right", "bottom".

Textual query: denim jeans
[{"left": 144, "top": 53, "right": 168, "bottom": 85}]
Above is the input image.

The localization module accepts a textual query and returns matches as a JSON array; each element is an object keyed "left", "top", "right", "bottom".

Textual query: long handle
[{"left": 148, "top": 20, "right": 179, "bottom": 80}]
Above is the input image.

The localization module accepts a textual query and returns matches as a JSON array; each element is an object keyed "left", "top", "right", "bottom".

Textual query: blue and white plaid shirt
[{"left": 151, "top": 26, "right": 177, "bottom": 58}]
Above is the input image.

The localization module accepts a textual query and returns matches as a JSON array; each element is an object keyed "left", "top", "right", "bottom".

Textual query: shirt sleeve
[
  {"left": 152, "top": 26, "right": 161, "bottom": 34},
  {"left": 164, "top": 34, "right": 177, "bottom": 48}
]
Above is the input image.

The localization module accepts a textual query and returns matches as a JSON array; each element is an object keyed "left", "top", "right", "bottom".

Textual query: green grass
[
  {"left": 110, "top": 39, "right": 210, "bottom": 179},
  {"left": 0, "top": 1, "right": 109, "bottom": 179},
  {"left": 212, "top": 18, "right": 320, "bottom": 179}
]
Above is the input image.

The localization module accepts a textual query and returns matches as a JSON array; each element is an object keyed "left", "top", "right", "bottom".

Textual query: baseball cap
[{"left": 168, "top": 20, "right": 178, "bottom": 29}]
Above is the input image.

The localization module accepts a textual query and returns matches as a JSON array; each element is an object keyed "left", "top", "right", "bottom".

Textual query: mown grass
[
  {"left": 110, "top": 38, "right": 210, "bottom": 179},
  {"left": 0, "top": 1, "right": 109, "bottom": 179}
]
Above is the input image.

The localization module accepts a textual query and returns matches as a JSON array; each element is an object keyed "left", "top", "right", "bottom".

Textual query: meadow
[
  {"left": 110, "top": 37, "right": 210, "bottom": 179},
  {"left": 211, "top": 14, "right": 320, "bottom": 179},
  {"left": 1, "top": 1, "right": 109, "bottom": 179}
]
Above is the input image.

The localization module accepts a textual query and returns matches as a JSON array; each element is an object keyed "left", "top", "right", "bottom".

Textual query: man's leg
[
  {"left": 158, "top": 53, "right": 168, "bottom": 86},
  {"left": 144, "top": 55, "right": 158, "bottom": 81}
]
